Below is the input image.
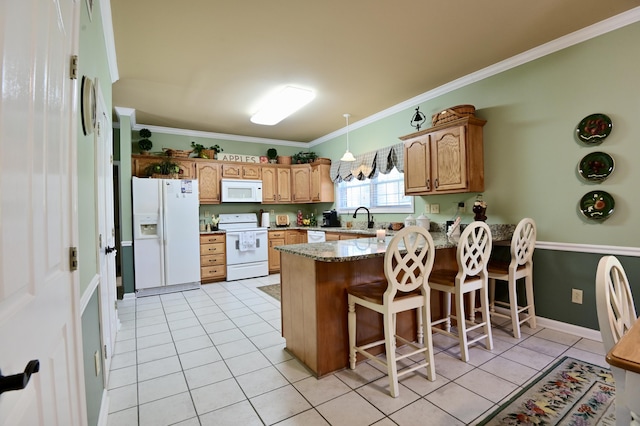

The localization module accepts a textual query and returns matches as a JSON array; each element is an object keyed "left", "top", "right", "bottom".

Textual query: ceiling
[{"left": 110, "top": 1, "right": 639, "bottom": 143}]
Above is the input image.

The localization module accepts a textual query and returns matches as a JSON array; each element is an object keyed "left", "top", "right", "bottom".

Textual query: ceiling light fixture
[
  {"left": 250, "top": 86, "right": 315, "bottom": 126},
  {"left": 340, "top": 113, "right": 356, "bottom": 162}
]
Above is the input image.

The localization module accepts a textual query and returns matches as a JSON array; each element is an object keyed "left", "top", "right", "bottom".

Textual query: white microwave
[{"left": 220, "top": 179, "right": 263, "bottom": 203}]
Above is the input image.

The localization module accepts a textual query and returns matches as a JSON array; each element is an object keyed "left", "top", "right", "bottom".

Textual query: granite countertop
[{"left": 274, "top": 224, "right": 515, "bottom": 262}]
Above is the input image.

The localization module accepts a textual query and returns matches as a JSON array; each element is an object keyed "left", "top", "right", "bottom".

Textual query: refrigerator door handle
[{"left": 159, "top": 182, "right": 167, "bottom": 287}]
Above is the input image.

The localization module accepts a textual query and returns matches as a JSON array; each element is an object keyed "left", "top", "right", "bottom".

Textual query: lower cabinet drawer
[
  {"left": 201, "top": 265, "right": 226, "bottom": 279},
  {"left": 201, "top": 254, "right": 225, "bottom": 266},
  {"left": 200, "top": 243, "right": 225, "bottom": 255}
]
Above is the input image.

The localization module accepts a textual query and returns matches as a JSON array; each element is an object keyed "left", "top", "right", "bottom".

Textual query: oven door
[{"left": 225, "top": 229, "right": 268, "bottom": 265}]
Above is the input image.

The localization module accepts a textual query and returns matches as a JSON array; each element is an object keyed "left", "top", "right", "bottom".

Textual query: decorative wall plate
[
  {"left": 575, "top": 113, "right": 612, "bottom": 144},
  {"left": 578, "top": 151, "right": 614, "bottom": 182},
  {"left": 579, "top": 190, "right": 615, "bottom": 220},
  {"left": 81, "top": 76, "right": 96, "bottom": 136}
]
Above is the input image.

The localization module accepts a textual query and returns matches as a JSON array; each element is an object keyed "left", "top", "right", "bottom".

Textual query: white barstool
[
  {"left": 347, "top": 226, "right": 436, "bottom": 398},
  {"left": 487, "top": 217, "right": 537, "bottom": 339},
  {"left": 429, "top": 221, "right": 493, "bottom": 362},
  {"left": 596, "top": 255, "right": 639, "bottom": 425}
]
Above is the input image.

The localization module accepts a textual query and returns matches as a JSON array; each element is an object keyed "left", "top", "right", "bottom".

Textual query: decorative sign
[{"left": 217, "top": 153, "right": 261, "bottom": 163}]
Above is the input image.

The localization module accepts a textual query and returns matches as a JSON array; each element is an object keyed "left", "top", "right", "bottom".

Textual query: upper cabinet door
[
  {"left": 221, "top": 163, "right": 261, "bottom": 179},
  {"left": 197, "top": 162, "right": 221, "bottom": 203},
  {"left": 400, "top": 116, "right": 486, "bottom": 195},
  {"left": 403, "top": 135, "right": 431, "bottom": 194},
  {"left": 431, "top": 125, "right": 467, "bottom": 193},
  {"left": 291, "top": 165, "right": 311, "bottom": 202},
  {"left": 277, "top": 167, "right": 292, "bottom": 203}
]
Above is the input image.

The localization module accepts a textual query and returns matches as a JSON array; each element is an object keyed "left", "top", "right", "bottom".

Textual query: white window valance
[{"left": 330, "top": 143, "right": 404, "bottom": 183}]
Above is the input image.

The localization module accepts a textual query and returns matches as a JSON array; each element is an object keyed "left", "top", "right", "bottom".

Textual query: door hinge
[
  {"left": 70, "top": 55, "right": 78, "bottom": 80},
  {"left": 114, "top": 300, "right": 118, "bottom": 310},
  {"left": 110, "top": 155, "right": 113, "bottom": 165},
  {"left": 99, "top": 234, "right": 103, "bottom": 249},
  {"left": 69, "top": 247, "right": 78, "bottom": 271},
  {"left": 103, "top": 344, "right": 108, "bottom": 359}
]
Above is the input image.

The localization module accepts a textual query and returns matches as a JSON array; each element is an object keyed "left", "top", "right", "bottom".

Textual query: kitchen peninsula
[{"left": 274, "top": 225, "right": 515, "bottom": 377}]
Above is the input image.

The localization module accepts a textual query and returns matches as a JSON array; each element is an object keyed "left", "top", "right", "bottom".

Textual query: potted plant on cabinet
[
  {"left": 138, "top": 128, "right": 153, "bottom": 155},
  {"left": 292, "top": 151, "right": 318, "bottom": 164},
  {"left": 191, "top": 141, "right": 224, "bottom": 159},
  {"left": 144, "top": 158, "right": 181, "bottom": 178},
  {"left": 267, "top": 148, "right": 278, "bottom": 163}
]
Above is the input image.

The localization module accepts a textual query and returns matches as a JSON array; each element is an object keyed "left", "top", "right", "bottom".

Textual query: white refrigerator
[{"left": 132, "top": 177, "right": 201, "bottom": 296}]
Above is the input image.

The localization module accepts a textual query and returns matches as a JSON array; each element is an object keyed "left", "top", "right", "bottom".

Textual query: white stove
[{"left": 218, "top": 213, "right": 269, "bottom": 281}]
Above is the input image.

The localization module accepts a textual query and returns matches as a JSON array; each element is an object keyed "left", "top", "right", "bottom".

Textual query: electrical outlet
[
  {"left": 204, "top": 210, "right": 210, "bottom": 218},
  {"left": 430, "top": 204, "right": 440, "bottom": 214},
  {"left": 270, "top": 209, "right": 275, "bottom": 215},
  {"left": 458, "top": 202, "right": 466, "bottom": 212},
  {"left": 571, "top": 288, "right": 583, "bottom": 304}
]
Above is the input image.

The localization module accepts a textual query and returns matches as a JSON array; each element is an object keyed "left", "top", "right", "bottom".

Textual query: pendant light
[{"left": 340, "top": 113, "right": 356, "bottom": 162}]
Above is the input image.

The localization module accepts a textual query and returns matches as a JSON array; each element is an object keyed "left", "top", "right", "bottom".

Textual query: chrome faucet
[{"left": 353, "top": 206, "right": 374, "bottom": 229}]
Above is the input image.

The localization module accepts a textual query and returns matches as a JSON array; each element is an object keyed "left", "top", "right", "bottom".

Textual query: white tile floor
[{"left": 106, "top": 274, "right": 609, "bottom": 426}]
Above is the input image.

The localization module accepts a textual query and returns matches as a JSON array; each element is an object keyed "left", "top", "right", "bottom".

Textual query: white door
[
  {"left": 0, "top": 0, "right": 84, "bottom": 424},
  {"left": 95, "top": 87, "right": 118, "bottom": 382}
]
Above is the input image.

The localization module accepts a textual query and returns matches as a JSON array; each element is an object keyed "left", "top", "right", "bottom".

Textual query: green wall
[
  {"left": 81, "top": 291, "right": 104, "bottom": 426},
  {"left": 78, "top": 0, "right": 112, "bottom": 424},
  {"left": 312, "top": 23, "right": 640, "bottom": 247}
]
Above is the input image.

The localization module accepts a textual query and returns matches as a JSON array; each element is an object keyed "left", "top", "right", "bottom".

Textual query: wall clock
[{"left": 81, "top": 76, "right": 96, "bottom": 136}]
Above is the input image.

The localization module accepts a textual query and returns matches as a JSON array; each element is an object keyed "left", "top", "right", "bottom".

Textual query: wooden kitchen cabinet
[
  {"left": 221, "top": 163, "right": 261, "bottom": 180},
  {"left": 291, "top": 164, "right": 311, "bottom": 202},
  {"left": 196, "top": 162, "right": 221, "bottom": 203},
  {"left": 286, "top": 230, "right": 307, "bottom": 245},
  {"left": 132, "top": 154, "right": 196, "bottom": 179},
  {"left": 261, "top": 165, "right": 292, "bottom": 204},
  {"left": 268, "top": 230, "right": 286, "bottom": 273},
  {"left": 311, "top": 163, "right": 334, "bottom": 203},
  {"left": 200, "top": 234, "right": 226, "bottom": 282},
  {"left": 400, "top": 116, "right": 486, "bottom": 195}
]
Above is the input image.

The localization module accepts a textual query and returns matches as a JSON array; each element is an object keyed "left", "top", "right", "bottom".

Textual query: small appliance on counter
[
  {"left": 276, "top": 214, "right": 290, "bottom": 227},
  {"left": 322, "top": 209, "right": 341, "bottom": 227},
  {"left": 260, "top": 210, "right": 270, "bottom": 228}
]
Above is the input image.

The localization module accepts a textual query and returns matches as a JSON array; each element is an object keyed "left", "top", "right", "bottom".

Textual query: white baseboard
[
  {"left": 491, "top": 305, "right": 602, "bottom": 342},
  {"left": 535, "top": 316, "right": 602, "bottom": 342}
]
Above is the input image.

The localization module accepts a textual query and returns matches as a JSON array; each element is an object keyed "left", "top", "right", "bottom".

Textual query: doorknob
[
  {"left": 0, "top": 360, "right": 40, "bottom": 394},
  {"left": 105, "top": 246, "right": 116, "bottom": 254}
]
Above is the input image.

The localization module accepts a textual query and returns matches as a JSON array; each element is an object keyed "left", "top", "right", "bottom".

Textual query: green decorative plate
[
  {"left": 578, "top": 152, "right": 614, "bottom": 182},
  {"left": 579, "top": 191, "right": 615, "bottom": 221},
  {"left": 575, "top": 113, "right": 612, "bottom": 144}
]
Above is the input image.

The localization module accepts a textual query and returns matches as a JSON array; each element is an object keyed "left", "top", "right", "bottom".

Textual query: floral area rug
[
  {"left": 257, "top": 284, "right": 281, "bottom": 301},
  {"left": 478, "top": 356, "right": 616, "bottom": 426}
]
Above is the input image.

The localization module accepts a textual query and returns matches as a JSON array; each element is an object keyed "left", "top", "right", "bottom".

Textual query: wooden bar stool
[
  {"left": 487, "top": 217, "right": 537, "bottom": 339},
  {"left": 347, "top": 226, "right": 436, "bottom": 398},
  {"left": 429, "top": 221, "right": 493, "bottom": 362}
]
